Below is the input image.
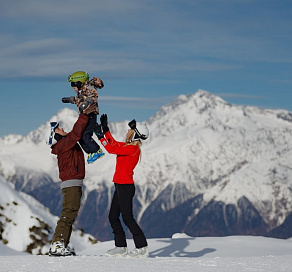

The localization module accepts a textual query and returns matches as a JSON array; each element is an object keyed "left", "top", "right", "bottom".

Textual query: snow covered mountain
[
  {"left": 0, "top": 175, "right": 96, "bottom": 254},
  {"left": 0, "top": 90, "right": 292, "bottom": 242}
]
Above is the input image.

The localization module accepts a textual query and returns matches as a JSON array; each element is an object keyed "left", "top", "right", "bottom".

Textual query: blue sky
[{"left": 0, "top": 0, "right": 291, "bottom": 137}]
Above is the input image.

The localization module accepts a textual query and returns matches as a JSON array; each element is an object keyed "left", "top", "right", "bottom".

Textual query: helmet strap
[{"left": 131, "top": 131, "right": 141, "bottom": 142}]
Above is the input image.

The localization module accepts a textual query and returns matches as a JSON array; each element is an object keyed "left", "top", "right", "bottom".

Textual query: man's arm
[{"left": 60, "top": 105, "right": 96, "bottom": 150}]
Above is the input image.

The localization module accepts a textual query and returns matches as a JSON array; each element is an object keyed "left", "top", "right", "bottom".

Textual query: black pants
[
  {"left": 79, "top": 113, "right": 100, "bottom": 154},
  {"left": 109, "top": 183, "right": 147, "bottom": 249}
]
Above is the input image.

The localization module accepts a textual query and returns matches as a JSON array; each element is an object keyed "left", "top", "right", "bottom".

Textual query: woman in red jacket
[{"left": 95, "top": 114, "right": 150, "bottom": 258}]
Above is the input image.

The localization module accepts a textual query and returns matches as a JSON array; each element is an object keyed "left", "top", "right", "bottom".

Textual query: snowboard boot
[
  {"left": 66, "top": 245, "right": 76, "bottom": 256},
  {"left": 105, "top": 247, "right": 128, "bottom": 257},
  {"left": 127, "top": 246, "right": 149, "bottom": 258},
  {"left": 49, "top": 241, "right": 73, "bottom": 257}
]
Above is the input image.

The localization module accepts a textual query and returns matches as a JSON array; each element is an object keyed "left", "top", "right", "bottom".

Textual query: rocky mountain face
[{"left": 0, "top": 90, "right": 292, "bottom": 241}]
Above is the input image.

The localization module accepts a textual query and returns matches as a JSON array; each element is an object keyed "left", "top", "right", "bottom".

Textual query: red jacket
[
  {"left": 100, "top": 131, "right": 140, "bottom": 184},
  {"left": 51, "top": 113, "right": 88, "bottom": 182}
]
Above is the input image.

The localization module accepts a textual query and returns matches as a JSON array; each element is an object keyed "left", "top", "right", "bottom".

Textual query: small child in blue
[{"left": 62, "top": 71, "right": 105, "bottom": 164}]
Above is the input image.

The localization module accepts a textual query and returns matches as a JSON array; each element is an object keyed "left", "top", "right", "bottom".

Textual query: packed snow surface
[{"left": 1, "top": 234, "right": 292, "bottom": 272}]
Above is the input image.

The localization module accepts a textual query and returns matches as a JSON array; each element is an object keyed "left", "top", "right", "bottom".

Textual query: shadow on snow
[{"left": 150, "top": 238, "right": 216, "bottom": 258}]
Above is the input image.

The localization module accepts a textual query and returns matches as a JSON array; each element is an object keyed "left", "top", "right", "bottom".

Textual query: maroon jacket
[{"left": 51, "top": 113, "right": 88, "bottom": 182}]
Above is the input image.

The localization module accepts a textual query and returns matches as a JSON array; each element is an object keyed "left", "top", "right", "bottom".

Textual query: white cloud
[
  {"left": 0, "top": 38, "right": 70, "bottom": 57},
  {"left": 0, "top": 0, "right": 291, "bottom": 80},
  {"left": 100, "top": 95, "right": 175, "bottom": 109},
  {"left": 219, "top": 93, "right": 268, "bottom": 100},
  {"left": 0, "top": 0, "right": 143, "bottom": 18}
]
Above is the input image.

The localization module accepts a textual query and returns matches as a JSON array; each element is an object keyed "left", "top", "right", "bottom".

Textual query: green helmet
[{"left": 68, "top": 71, "right": 89, "bottom": 83}]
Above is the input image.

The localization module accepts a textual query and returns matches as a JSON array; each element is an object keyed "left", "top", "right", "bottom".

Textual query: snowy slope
[
  {"left": 1, "top": 234, "right": 292, "bottom": 272},
  {"left": 0, "top": 175, "right": 96, "bottom": 254},
  {"left": 0, "top": 90, "right": 292, "bottom": 240}
]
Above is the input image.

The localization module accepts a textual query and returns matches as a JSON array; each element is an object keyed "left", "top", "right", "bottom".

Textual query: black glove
[
  {"left": 100, "top": 114, "right": 109, "bottom": 133},
  {"left": 62, "top": 96, "right": 76, "bottom": 104},
  {"left": 93, "top": 123, "right": 104, "bottom": 140}
]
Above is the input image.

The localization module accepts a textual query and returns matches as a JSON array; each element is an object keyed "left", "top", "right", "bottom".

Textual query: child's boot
[{"left": 87, "top": 148, "right": 105, "bottom": 164}]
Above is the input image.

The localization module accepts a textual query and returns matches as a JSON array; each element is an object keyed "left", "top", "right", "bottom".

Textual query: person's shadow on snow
[{"left": 150, "top": 238, "right": 216, "bottom": 258}]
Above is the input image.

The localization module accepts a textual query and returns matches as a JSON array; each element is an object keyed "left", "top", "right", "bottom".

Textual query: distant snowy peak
[
  {"left": 148, "top": 90, "right": 292, "bottom": 132},
  {"left": 28, "top": 108, "right": 79, "bottom": 144},
  {"left": 150, "top": 90, "right": 228, "bottom": 117},
  {"left": 0, "top": 108, "right": 79, "bottom": 146},
  {"left": 147, "top": 90, "right": 236, "bottom": 138},
  {"left": 191, "top": 89, "right": 231, "bottom": 112},
  {"left": 0, "top": 134, "right": 24, "bottom": 145},
  {"left": 52, "top": 108, "right": 79, "bottom": 125}
]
